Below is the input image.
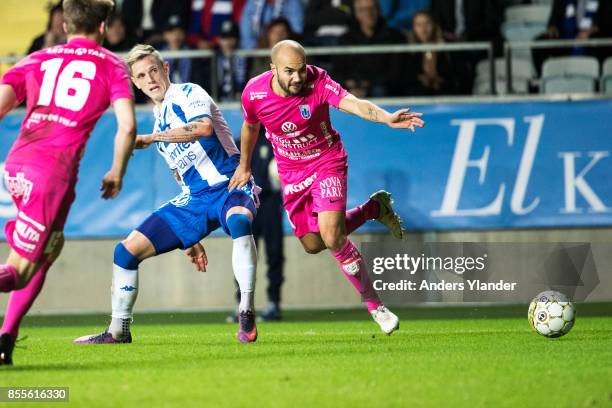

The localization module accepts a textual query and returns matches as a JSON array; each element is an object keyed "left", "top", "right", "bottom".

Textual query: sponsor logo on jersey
[
  {"left": 320, "top": 121, "right": 334, "bottom": 146},
  {"left": 276, "top": 147, "right": 321, "bottom": 161},
  {"left": 325, "top": 83, "right": 340, "bottom": 95},
  {"left": 15, "top": 220, "right": 41, "bottom": 243},
  {"left": 188, "top": 100, "right": 207, "bottom": 109},
  {"left": 299, "top": 104, "right": 311, "bottom": 119},
  {"left": 164, "top": 142, "right": 201, "bottom": 173},
  {"left": 46, "top": 47, "right": 106, "bottom": 59},
  {"left": 12, "top": 211, "right": 47, "bottom": 253},
  {"left": 283, "top": 172, "right": 318, "bottom": 195},
  {"left": 269, "top": 133, "right": 317, "bottom": 149},
  {"left": 281, "top": 122, "right": 298, "bottom": 134},
  {"left": 250, "top": 91, "right": 267, "bottom": 101},
  {"left": 170, "top": 190, "right": 192, "bottom": 207},
  {"left": 27, "top": 112, "right": 77, "bottom": 128},
  {"left": 319, "top": 176, "right": 344, "bottom": 199},
  {"left": 182, "top": 84, "right": 193, "bottom": 97},
  {"left": 0, "top": 164, "right": 17, "bottom": 218},
  {"left": 4, "top": 171, "right": 33, "bottom": 203}
]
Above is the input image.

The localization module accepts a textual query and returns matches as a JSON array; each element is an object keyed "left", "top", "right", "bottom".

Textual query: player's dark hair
[
  {"left": 62, "top": 0, "right": 114, "bottom": 35},
  {"left": 45, "top": 2, "right": 63, "bottom": 30}
]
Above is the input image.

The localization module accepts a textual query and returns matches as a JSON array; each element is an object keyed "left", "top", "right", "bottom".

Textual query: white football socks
[
  {"left": 232, "top": 235, "right": 257, "bottom": 312},
  {"left": 110, "top": 264, "right": 138, "bottom": 338}
]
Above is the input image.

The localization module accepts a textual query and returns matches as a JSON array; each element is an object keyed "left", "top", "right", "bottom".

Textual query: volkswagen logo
[{"left": 281, "top": 122, "right": 297, "bottom": 134}]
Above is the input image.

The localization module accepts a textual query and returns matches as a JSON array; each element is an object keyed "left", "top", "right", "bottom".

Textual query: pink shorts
[
  {"left": 280, "top": 159, "right": 348, "bottom": 238},
  {"left": 3, "top": 163, "right": 75, "bottom": 263}
]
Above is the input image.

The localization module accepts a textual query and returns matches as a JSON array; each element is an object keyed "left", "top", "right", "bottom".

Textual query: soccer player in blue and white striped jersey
[{"left": 74, "top": 44, "right": 259, "bottom": 344}]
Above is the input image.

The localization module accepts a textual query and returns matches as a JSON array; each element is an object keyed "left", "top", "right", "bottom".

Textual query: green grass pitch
[{"left": 1, "top": 304, "right": 611, "bottom": 408}]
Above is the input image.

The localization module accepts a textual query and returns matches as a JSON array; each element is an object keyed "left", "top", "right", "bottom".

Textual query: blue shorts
[{"left": 153, "top": 181, "right": 259, "bottom": 249}]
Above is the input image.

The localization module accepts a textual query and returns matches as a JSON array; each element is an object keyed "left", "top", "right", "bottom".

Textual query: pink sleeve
[
  {"left": 317, "top": 70, "right": 348, "bottom": 108},
  {"left": 0, "top": 57, "right": 30, "bottom": 104},
  {"left": 240, "top": 86, "right": 259, "bottom": 124},
  {"left": 109, "top": 59, "right": 133, "bottom": 103}
]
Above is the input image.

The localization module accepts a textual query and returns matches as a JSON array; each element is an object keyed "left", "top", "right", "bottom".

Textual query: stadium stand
[
  {"left": 473, "top": 57, "right": 533, "bottom": 94},
  {"left": 541, "top": 55, "right": 600, "bottom": 93},
  {"left": 602, "top": 56, "right": 612, "bottom": 94}
]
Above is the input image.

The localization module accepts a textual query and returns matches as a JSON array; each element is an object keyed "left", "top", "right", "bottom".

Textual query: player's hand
[
  {"left": 100, "top": 170, "right": 122, "bottom": 199},
  {"left": 134, "top": 134, "right": 154, "bottom": 149},
  {"left": 228, "top": 165, "right": 251, "bottom": 191},
  {"left": 387, "top": 109, "right": 425, "bottom": 132},
  {"left": 185, "top": 242, "right": 208, "bottom": 272}
]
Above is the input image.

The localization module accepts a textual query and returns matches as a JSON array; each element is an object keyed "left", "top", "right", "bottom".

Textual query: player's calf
[
  {"left": 226, "top": 210, "right": 259, "bottom": 343},
  {"left": 74, "top": 241, "right": 140, "bottom": 344},
  {"left": 0, "top": 253, "right": 43, "bottom": 292}
]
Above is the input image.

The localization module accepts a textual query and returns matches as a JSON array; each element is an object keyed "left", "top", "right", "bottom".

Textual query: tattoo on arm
[
  {"left": 367, "top": 107, "right": 378, "bottom": 122},
  {"left": 152, "top": 120, "right": 208, "bottom": 143},
  {"left": 182, "top": 122, "right": 198, "bottom": 132}
]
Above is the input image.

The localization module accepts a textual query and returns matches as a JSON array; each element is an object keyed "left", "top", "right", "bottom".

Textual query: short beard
[{"left": 277, "top": 77, "right": 301, "bottom": 96}]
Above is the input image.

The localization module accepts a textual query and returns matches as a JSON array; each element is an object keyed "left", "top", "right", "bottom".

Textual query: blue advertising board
[{"left": 0, "top": 99, "right": 610, "bottom": 237}]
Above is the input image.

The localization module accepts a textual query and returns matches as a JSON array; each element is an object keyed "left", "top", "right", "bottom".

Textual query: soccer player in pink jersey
[
  {"left": 0, "top": 0, "right": 136, "bottom": 365},
  {"left": 230, "top": 40, "right": 425, "bottom": 334}
]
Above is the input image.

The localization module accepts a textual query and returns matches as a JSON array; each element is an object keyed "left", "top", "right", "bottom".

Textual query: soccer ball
[{"left": 528, "top": 291, "right": 576, "bottom": 338}]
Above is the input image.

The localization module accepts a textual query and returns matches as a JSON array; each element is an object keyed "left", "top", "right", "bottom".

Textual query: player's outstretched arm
[
  {"left": 101, "top": 98, "right": 137, "bottom": 199},
  {"left": 338, "top": 94, "right": 425, "bottom": 132},
  {"left": 228, "top": 121, "right": 261, "bottom": 191},
  {"left": 135, "top": 117, "right": 214, "bottom": 148},
  {"left": 0, "top": 85, "right": 17, "bottom": 121}
]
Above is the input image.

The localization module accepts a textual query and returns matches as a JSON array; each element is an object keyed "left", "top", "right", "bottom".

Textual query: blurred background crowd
[{"left": 13, "top": 0, "right": 612, "bottom": 101}]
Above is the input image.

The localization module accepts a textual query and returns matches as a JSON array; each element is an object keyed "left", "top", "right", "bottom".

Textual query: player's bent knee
[
  {"left": 321, "top": 234, "right": 346, "bottom": 252},
  {"left": 301, "top": 240, "right": 325, "bottom": 254},
  {"left": 303, "top": 245, "right": 324, "bottom": 255},
  {"left": 226, "top": 213, "right": 253, "bottom": 239},
  {"left": 114, "top": 242, "right": 141, "bottom": 270}
]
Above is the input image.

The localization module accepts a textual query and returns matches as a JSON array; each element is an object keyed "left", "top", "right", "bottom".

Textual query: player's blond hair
[{"left": 125, "top": 44, "right": 165, "bottom": 75}]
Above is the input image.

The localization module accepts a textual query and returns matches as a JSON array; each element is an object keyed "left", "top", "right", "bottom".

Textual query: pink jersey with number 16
[{"left": 0, "top": 37, "right": 133, "bottom": 177}]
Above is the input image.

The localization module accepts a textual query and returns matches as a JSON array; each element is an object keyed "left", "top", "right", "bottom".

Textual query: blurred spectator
[
  {"left": 186, "top": 0, "right": 246, "bottom": 50},
  {"left": 239, "top": 0, "right": 304, "bottom": 49},
  {"left": 379, "top": 0, "right": 430, "bottom": 31},
  {"left": 27, "top": 2, "right": 66, "bottom": 54},
  {"left": 216, "top": 20, "right": 246, "bottom": 101},
  {"left": 336, "top": 0, "right": 404, "bottom": 97},
  {"left": 304, "top": 0, "right": 352, "bottom": 46},
  {"left": 249, "top": 17, "right": 297, "bottom": 78},
  {"left": 250, "top": 130, "right": 285, "bottom": 322},
  {"left": 431, "top": 0, "right": 502, "bottom": 43},
  {"left": 157, "top": 15, "right": 193, "bottom": 84},
  {"left": 431, "top": 0, "right": 502, "bottom": 93},
  {"left": 541, "top": 0, "right": 609, "bottom": 40},
  {"left": 533, "top": 0, "right": 612, "bottom": 72},
  {"left": 402, "top": 10, "right": 459, "bottom": 95},
  {"left": 103, "top": 14, "right": 138, "bottom": 52},
  {"left": 120, "top": 0, "right": 190, "bottom": 43}
]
